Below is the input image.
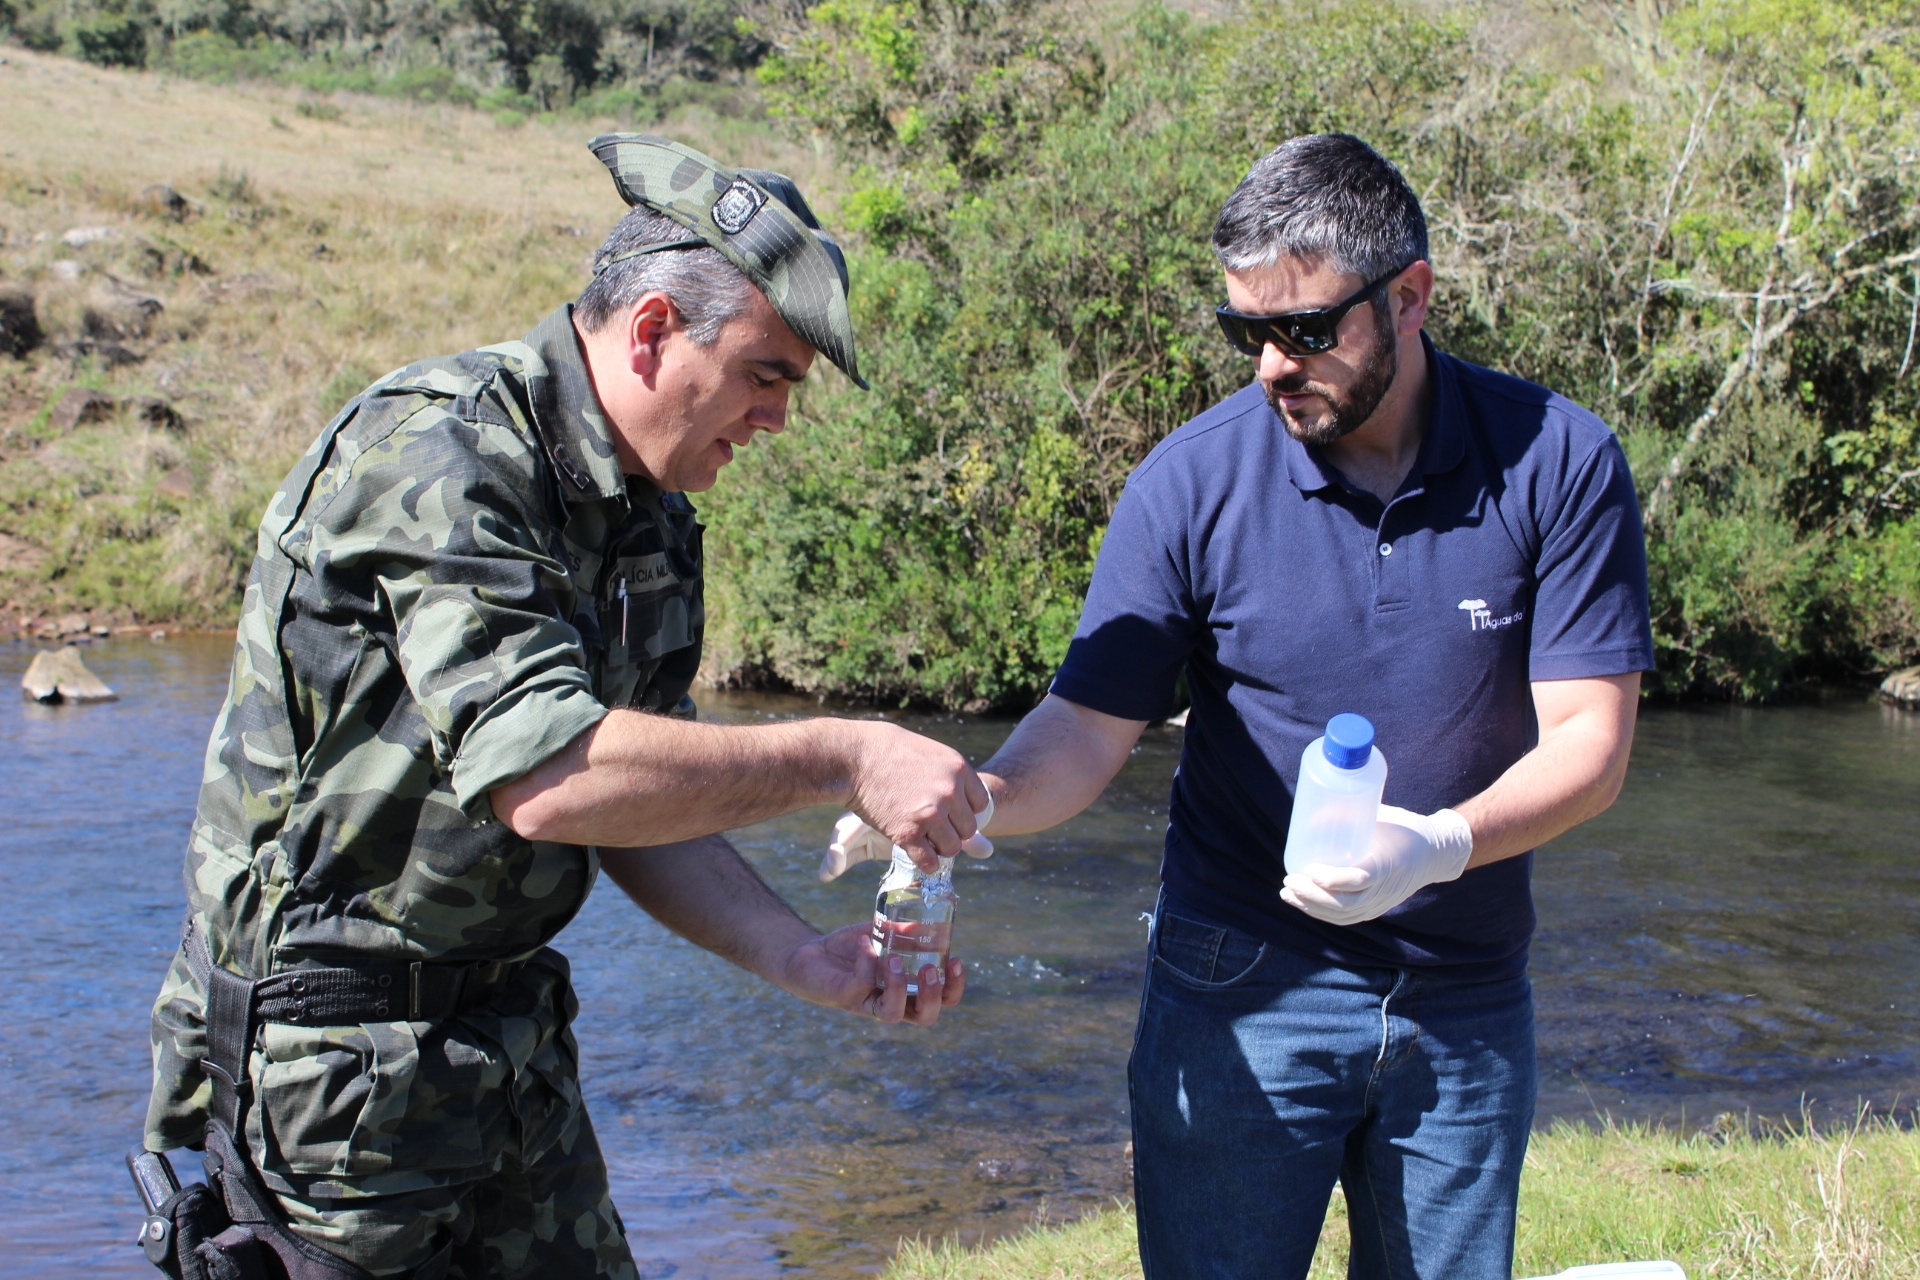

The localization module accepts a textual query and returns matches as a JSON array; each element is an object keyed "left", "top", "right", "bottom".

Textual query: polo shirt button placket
[{"left": 1374, "top": 512, "right": 1412, "bottom": 609}]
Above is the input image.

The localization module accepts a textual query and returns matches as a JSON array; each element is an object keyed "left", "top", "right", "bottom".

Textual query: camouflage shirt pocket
[
  {"left": 253, "top": 1018, "right": 512, "bottom": 1187},
  {"left": 597, "top": 541, "right": 703, "bottom": 712}
]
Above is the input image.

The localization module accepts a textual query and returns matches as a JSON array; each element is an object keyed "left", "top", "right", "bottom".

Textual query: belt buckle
[{"left": 408, "top": 961, "right": 472, "bottom": 1019}]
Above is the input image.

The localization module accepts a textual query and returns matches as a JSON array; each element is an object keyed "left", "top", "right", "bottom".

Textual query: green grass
[{"left": 887, "top": 1115, "right": 1920, "bottom": 1280}]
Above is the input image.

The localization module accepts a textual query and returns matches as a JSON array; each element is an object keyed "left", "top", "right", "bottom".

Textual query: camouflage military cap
[{"left": 587, "top": 133, "right": 867, "bottom": 389}]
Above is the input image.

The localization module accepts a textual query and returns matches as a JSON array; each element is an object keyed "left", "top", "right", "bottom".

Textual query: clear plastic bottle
[
  {"left": 1283, "top": 713, "right": 1389, "bottom": 877},
  {"left": 872, "top": 847, "right": 956, "bottom": 996}
]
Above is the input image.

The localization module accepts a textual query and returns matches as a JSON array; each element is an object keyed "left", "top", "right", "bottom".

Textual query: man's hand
[
  {"left": 1281, "top": 805, "right": 1473, "bottom": 926},
  {"left": 778, "top": 922, "right": 966, "bottom": 1026},
  {"left": 601, "top": 837, "right": 966, "bottom": 1027},
  {"left": 843, "top": 722, "right": 989, "bottom": 870},
  {"left": 819, "top": 796, "right": 995, "bottom": 882}
]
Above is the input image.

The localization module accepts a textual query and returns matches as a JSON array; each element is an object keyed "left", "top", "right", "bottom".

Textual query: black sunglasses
[{"left": 1214, "top": 262, "right": 1412, "bottom": 358}]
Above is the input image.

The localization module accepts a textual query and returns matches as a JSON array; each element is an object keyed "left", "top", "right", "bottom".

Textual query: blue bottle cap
[{"left": 1322, "top": 714, "right": 1375, "bottom": 769}]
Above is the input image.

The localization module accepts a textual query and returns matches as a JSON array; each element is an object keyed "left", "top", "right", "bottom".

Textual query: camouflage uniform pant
[
  {"left": 183, "top": 953, "right": 640, "bottom": 1280},
  {"left": 266, "top": 1100, "right": 636, "bottom": 1279}
]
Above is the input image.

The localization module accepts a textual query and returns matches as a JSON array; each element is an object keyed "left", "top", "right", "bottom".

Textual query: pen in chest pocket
[{"left": 617, "top": 577, "right": 629, "bottom": 649}]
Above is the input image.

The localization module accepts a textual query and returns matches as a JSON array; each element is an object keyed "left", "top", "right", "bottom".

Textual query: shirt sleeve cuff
[
  {"left": 1529, "top": 646, "right": 1655, "bottom": 681},
  {"left": 1048, "top": 669, "right": 1177, "bottom": 723},
  {"left": 449, "top": 681, "right": 609, "bottom": 821}
]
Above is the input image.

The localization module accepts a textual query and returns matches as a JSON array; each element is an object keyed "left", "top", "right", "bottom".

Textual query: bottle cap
[
  {"left": 885, "top": 847, "right": 956, "bottom": 877},
  {"left": 1322, "top": 714, "right": 1375, "bottom": 769}
]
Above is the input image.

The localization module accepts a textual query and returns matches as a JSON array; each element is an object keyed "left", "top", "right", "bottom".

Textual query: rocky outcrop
[
  {"left": 45, "top": 386, "right": 181, "bottom": 433},
  {"left": 48, "top": 386, "right": 119, "bottom": 432},
  {"left": 155, "top": 466, "right": 196, "bottom": 499},
  {"left": 1881, "top": 666, "right": 1920, "bottom": 709},
  {"left": 130, "top": 395, "right": 183, "bottom": 431},
  {"left": 84, "top": 277, "right": 164, "bottom": 341},
  {"left": 20, "top": 646, "right": 117, "bottom": 703},
  {"left": 137, "top": 185, "right": 199, "bottom": 222},
  {"left": 0, "top": 284, "right": 42, "bottom": 357},
  {"left": 60, "top": 226, "right": 121, "bottom": 248}
]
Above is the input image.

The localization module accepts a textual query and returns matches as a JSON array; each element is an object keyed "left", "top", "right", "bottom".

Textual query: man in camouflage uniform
[{"left": 144, "top": 135, "right": 988, "bottom": 1279}]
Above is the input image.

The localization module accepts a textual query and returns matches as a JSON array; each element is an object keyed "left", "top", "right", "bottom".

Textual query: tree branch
[
  {"left": 1637, "top": 69, "right": 1726, "bottom": 349},
  {"left": 1901, "top": 269, "right": 1920, "bottom": 381}
]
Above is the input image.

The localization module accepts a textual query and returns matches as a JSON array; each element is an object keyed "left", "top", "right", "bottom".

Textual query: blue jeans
[{"left": 1128, "top": 901, "right": 1536, "bottom": 1280}]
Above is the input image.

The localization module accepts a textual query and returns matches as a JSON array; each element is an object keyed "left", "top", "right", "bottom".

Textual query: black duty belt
[{"left": 181, "top": 918, "right": 528, "bottom": 1134}]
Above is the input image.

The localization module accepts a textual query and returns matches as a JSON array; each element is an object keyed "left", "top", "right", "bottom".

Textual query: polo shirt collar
[
  {"left": 1279, "top": 331, "right": 1467, "bottom": 495},
  {"left": 1418, "top": 333, "right": 1467, "bottom": 479},
  {"left": 1279, "top": 412, "right": 1339, "bottom": 493},
  {"left": 524, "top": 304, "right": 628, "bottom": 504}
]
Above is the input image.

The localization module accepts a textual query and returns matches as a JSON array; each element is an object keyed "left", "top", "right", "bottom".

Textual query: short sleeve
[
  {"left": 1528, "top": 435, "right": 1655, "bottom": 680},
  {"left": 306, "top": 413, "right": 608, "bottom": 819},
  {"left": 1049, "top": 466, "right": 1201, "bottom": 721}
]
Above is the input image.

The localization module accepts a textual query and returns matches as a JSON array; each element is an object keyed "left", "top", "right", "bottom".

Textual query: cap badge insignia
[{"left": 712, "top": 179, "right": 766, "bottom": 234}]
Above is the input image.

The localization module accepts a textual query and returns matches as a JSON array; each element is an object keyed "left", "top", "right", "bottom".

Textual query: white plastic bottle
[{"left": 1283, "top": 713, "right": 1388, "bottom": 876}]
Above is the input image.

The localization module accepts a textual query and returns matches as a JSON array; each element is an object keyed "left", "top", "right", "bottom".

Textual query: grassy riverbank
[
  {"left": 0, "top": 45, "right": 821, "bottom": 637},
  {"left": 887, "top": 1116, "right": 1920, "bottom": 1280}
]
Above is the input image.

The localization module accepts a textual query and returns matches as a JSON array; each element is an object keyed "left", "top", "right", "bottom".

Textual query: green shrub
[
  {"left": 571, "top": 83, "right": 652, "bottom": 121},
  {"left": 69, "top": 13, "right": 146, "bottom": 67},
  {"left": 9, "top": 5, "right": 63, "bottom": 51},
  {"left": 154, "top": 31, "right": 291, "bottom": 82},
  {"left": 19, "top": 0, "right": 772, "bottom": 115},
  {"left": 1833, "top": 516, "right": 1920, "bottom": 674},
  {"left": 379, "top": 66, "right": 477, "bottom": 106},
  {"left": 479, "top": 85, "right": 538, "bottom": 115},
  {"left": 710, "top": 0, "right": 1920, "bottom": 706}
]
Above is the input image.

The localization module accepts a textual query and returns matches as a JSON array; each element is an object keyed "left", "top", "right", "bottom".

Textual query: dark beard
[{"left": 1264, "top": 305, "right": 1399, "bottom": 446}]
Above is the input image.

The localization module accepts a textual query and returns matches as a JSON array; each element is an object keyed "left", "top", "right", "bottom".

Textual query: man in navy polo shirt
[{"left": 974, "top": 134, "right": 1650, "bottom": 1276}]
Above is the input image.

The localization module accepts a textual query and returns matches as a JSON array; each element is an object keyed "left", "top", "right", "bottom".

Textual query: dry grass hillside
[{"left": 0, "top": 45, "right": 826, "bottom": 638}]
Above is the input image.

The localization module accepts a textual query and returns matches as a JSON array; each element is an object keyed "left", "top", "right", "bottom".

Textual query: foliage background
[
  {"left": 0, "top": 0, "right": 770, "bottom": 119},
  {"left": 703, "top": 0, "right": 1920, "bottom": 705},
  {"left": 2, "top": 0, "right": 1918, "bottom": 706}
]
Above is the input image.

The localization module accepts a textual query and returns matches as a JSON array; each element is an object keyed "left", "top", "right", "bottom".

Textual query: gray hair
[
  {"left": 1212, "top": 134, "right": 1428, "bottom": 281},
  {"left": 575, "top": 206, "right": 759, "bottom": 341}
]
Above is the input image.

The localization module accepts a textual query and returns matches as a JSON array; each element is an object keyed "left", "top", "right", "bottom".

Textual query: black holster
[
  {"left": 130, "top": 921, "right": 464, "bottom": 1280},
  {"left": 129, "top": 1124, "right": 382, "bottom": 1280}
]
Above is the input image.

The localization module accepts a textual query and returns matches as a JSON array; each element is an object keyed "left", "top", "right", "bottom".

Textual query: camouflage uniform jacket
[{"left": 146, "top": 305, "right": 703, "bottom": 1197}]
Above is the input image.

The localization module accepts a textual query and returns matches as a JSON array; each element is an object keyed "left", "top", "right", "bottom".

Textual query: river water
[{"left": 1, "top": 633, "right": 1915, "bottom": 1277}]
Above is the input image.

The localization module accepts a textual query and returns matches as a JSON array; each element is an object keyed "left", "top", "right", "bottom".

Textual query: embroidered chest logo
[
  {"left": 619, "top": 552, "right": 679, "bottom": 593},
  {"left": 1458, "top": 598, "right": 1525, "bottom": 632}
]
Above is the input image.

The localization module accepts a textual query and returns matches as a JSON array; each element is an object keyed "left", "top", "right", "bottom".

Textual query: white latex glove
[
  {"left": 819, "top": 793, "right": 995, "bottom": 882},
  {"left": 1280, "top": 804, "right": 1473, "bottom": 926}
]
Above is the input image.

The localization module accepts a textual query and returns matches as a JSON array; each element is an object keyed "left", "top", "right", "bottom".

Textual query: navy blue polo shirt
[{"left": 1051, "top": 339, "right": 1654, "bottom": 980}]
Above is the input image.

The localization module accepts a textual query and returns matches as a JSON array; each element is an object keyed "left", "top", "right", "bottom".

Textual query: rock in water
[
  {"left": 20, "top": 646, "right": 117, "bottom": 704},
  {"left": 1882, "top": 666, "right": 1920, "bottom": 709}
]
